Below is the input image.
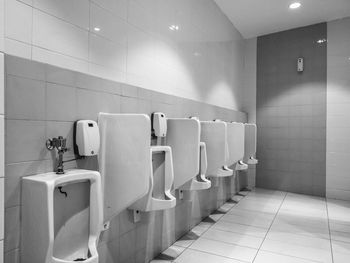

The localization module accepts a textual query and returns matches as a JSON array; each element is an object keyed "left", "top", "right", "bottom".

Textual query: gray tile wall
[
  {"left": 3, "top": 55, "right": 247, "bottom": 263},
  {"left": 256, "top": 23, "right": 327, "bottom": 196}
]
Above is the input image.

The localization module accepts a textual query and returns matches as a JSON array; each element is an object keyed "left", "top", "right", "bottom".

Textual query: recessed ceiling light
[
  {"left": 289, "top": 2, "right": 301, "bottom": 9},
  {"left": 94, "top": 27, "right": 101, "bottom": 32},
  {"left": 316, "top": 38, "right": 327, "bottom": 44},
  {"left": 169, "top": 25, "right": 179, "bottom": 31}
]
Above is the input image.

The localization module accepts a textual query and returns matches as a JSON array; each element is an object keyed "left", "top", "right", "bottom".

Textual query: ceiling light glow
[
  {"left": 316, "top": 38, "right": 327, "bottom": 44},
  {"left": 289, "top": 2, "right": 301, "bottom": 9},
  {"left": 169, "top": 25, "right": 179, "bottom": 31}
]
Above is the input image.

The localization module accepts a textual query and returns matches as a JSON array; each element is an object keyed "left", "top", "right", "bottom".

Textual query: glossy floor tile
[{"left": 151, "top": 188, "right": 350, "bottom": 263}]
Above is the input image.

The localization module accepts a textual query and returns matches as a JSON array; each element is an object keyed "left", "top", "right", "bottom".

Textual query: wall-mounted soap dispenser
[{"left": 74, "top": 120, "right": 100, "bottom": 157}]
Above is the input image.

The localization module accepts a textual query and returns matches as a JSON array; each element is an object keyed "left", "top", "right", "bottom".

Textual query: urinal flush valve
[{"left": 46, "top": 136, "right": 68, "bottom": 174}]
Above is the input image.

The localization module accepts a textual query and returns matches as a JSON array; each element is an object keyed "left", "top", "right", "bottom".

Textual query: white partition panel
[
  {"left": 98, "top": 113, "right": 151, "bottom": 222},
  {"left": 227, "top": 122, "right": 245, "bottom": 167},
  {"left": 200, "top": 121, "right": 232, "bottom": 177},
  {"left": 166, "top": 118, "right": 200, "bottom": 189}
]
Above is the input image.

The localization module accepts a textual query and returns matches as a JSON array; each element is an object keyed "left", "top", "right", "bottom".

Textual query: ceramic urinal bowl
[
  {"left": 244, "top": 123, "right": 258, "bottom": 165},
  {"left": 200, "top": 121, "right": 233, "bottom": 178},
  {"left": 21, "top": 169, "right": 103, "bottom": 263},
  {"left": 166, "top": 118, "right": 211, "bottom": 191}
]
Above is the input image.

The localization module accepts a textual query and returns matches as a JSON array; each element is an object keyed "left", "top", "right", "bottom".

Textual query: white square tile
[
  {"left": 32, "top": 46, "right": 89, "bottom": 74},
  {"left": 32, "top": 9, "right": 89, "bottom": 60},
  {"left": 6, "top": 76, "right": 45, "bottom": 120},
  {"left": 0, "top": 53, "right": 3, "bottom": 115},
  {"left": 91, "top": 0, "right": 127, "bottom": 20},
  {"left": 4, "top": 38, "right": 31, "bottom": 59},
  {"left": 175, "top": 249, "right": 244, "bottom": 263},
  {"left": 33, "top": 0, "right": 89, "bottom": 29},
  {"left": 223, "top": 209, "right": 274, "bottom": 228},
  {"left": 46, "top": 83, "right": 76, "bottom": 121},
  {"left": 0, "top": 240, "right": 3, "bottom": 263},
  {"left": 89, "top": 34, "right": 127, "bottom": 72},
  {"left": 90, "top": 3, "right": 127, "bottom": 44},
  {"left": 261, "top": 239, "right": 332, "bottom": 263},
  {"left": 202, "top": 228, "right": 264, "bottom": 249},
  {"left": 0, "top": 178, "right": 3, "bottom": 240},
  {"left": 254, "top": 250, "right": 318, "bottom": 263},
  {"left": 333, "top": 251, "right": 350, "bottom": 263},
  {"left": 213, "top": 221, "right": 268, "bottom": 238},
  {"left": 189, "top": 238, "right": 257, "bottom": 262},
  {"left": 5, "top": 0, "right": 32, "bottom": 43},
  {"left": 0, "top": 0, "right": 4, "bottom": 52}
]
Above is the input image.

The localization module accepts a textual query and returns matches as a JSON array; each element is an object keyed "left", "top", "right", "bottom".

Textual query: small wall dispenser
[{"left": 166, "top": 116, "right": 211, "bottom": 192}]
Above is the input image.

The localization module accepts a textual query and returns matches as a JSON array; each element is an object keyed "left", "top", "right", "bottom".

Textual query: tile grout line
[
  {"left": 251, "top": 191, "right": 288, "bottom": 263},
  {"left": 325, "top": 198, "right": 335, "bottom": 263},
  {"left": 172, "top": 192, "right": 249, "bottom": 263}
]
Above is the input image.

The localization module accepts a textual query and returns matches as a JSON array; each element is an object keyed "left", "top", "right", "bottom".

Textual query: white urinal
[
  {"left": 166, "top": 118, "right": 211, "bottom": 191},
  {"left": 180, "top": 142, "right": 211, "bottom": 190},
  {"left": 200, "top": 121, "right": 233, "bottom": 178},
  {"left": 227, "top": 122, "right": 248, "bottom": 171},
  {"left": 130, "top": 145, "right": 176, "bottom": 212},
  {"left": 244, "top": 123, "right": 258, "bottom": 165},
  {"left": 22, "top": 169, "right": 103, "bottom": 263}
]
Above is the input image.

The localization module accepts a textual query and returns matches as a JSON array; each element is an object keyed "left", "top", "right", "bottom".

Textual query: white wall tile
[
  {"left": 0, "top": 0, "right": 4, "bottom": 52},
  {"left": 0, "top": 178, "right": 3, "bottom": 241},
  {"left": 32, "top": 46, "right": 89, "bottom": 74},
  {"left": 5, "top": 0, "right": 32, "bottom": 44},
  {"left": 33, "top": 0, "right": 89, "bottom": 29},
  {"left": 90, "top": 3, "right": 128, "bottom": 44},
  {"left": 32, "top": 9, "right": 89, "bottom": 60},
  {"left": 327, "top": 17, "right": 350, "bottom": 200},
  {"left": 89, "top": 34, "right": 126, "bottom": 72},
  {"left": 4, "top": 38, "right": 31, "bottom": 59},
  {"left": 0, "top": 53, "right": 3, "bottom": 115},
  {"left": 91, "top": 0, "right": 127, "bottom": 20}
]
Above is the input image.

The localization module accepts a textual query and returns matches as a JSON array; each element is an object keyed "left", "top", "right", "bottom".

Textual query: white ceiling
[{"left": 214, "top": 0, "right": 350, "bottom": 39}]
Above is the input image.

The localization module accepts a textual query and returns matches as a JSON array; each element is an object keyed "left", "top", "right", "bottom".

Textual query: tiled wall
[
  {"left": 0, "top": 53, "right": 4, "bottom": 263},
  {"left": 256, "top": 23, "right": 327, "bottom": 196},
  {"left": 2, "top": 0, "right": 245, "bottom": 111},
  {"left": 3, "top": 55, "right": 247, "bottom": 263},
  {"left": 327, "top": 17, "right": 350, "bottom": 200},
  {"left": 243, "top": 38, "right": 257, "bottom": 189}
]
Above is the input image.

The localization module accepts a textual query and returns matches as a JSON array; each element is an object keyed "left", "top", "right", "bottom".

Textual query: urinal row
[{"left": 21, "top": 112, "right": 258, "bottom": 263}]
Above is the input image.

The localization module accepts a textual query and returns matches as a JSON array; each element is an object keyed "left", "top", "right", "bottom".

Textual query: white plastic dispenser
[
  {"left": 75, "top": 120, "right": 100, "bottom": 157},
  {"left": 227, "top": 122, "right": 248, "bottom": 171},
  {"left": 152, "top": 112, "right": 167, "bottom": 137},
  {"left": 244, "top": 123, "right": 258, "bottom": 165},
  {"left": 200, "top": 120, "right": 233, "bottom": 178},
  {"left": 166, "top": 118, "right": 211, "bottom": 191},
  {"left": 22, "top": 169, "right": 103, "bottom": 263},
  {"left": 98, "top": 113, "right": 151, "bottom": 222}
]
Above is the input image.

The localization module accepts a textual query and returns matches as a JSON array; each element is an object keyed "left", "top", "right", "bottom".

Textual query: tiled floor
[{"left": 151, "top": 188, "right": 350, "bottom": 263}]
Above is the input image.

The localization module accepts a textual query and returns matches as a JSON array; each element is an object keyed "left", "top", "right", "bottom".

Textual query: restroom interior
[{"left": 1, "top": 0, "right": 350, "bottom": 263}]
